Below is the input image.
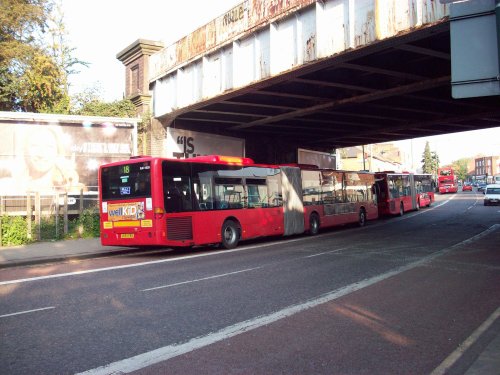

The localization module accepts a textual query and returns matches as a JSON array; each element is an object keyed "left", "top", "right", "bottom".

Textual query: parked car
[
  {"left": 484, "top": 184, "right": 500, "bottom": 206},
  {"left": 462, "top": 184, "right": 472, "bottom": 191}
]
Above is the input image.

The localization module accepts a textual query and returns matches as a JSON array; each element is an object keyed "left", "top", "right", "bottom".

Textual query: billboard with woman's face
[{"left": 0, "top": 119, "right": 135, "bottom": 195}]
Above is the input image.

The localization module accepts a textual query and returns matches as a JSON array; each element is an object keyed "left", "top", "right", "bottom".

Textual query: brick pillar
[
  {"left": 117, "top": 39, "right": 163, "bottom": 114},
  {"left": 117, "top": 39, "right": 164, "bottom": 155}
]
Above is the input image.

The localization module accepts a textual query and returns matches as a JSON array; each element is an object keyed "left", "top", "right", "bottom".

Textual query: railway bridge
[{"left": 118, "top": 0, "right": 500, "bottom": 164}]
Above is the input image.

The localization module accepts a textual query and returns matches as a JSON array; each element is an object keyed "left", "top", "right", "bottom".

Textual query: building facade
[
  {"left": 338, "top": 144, "right": 405, "bottom": 172},
  {"left": 474, "top": 155, "right": 500, "bottom": 183}
]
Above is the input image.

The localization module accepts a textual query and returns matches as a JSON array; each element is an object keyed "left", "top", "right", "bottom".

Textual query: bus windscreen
[{"left": 101, "top": 161, "right": 151, "bottom": 200}]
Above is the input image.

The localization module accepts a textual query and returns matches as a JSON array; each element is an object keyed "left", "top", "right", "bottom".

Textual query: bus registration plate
[{"left": 120, "top": 234, "right": 134, "bottom": 239}]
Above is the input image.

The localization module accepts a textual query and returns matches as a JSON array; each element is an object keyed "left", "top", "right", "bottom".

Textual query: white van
[{"left": 484, "top": 184, "right": 500, "bottom": 206}]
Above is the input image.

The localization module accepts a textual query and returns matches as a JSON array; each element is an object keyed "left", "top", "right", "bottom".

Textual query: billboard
[
  {"left": 163, "top": 128, "right": 245, "bottom": 159},
  {"left": 0, "top": 118, "right": 136, "bottom": 195}
]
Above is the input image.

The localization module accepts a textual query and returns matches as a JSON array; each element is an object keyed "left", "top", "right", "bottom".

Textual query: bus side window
[
  {"left": 246, "top": 179, "right": 268, "bottom": 208},
  {"left": 165, "top": 185, "right": 182, "bottom": 213}
]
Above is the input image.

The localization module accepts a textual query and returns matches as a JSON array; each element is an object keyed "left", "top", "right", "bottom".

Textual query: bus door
[{"left": 281, "top": 166, "right": 304, "bottom": 236}]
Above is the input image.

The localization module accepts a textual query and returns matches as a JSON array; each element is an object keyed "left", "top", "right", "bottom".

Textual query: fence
[{"left": 0, "top": 188, "right": 99, "bottom": 243}]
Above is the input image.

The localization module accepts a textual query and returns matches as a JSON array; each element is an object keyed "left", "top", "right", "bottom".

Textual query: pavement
[
  {"left": 0, "top": 237, "right": 133, "bottom": 269},
  {"left": 0, "top": 238, "right": 499, "bottom": 374}
]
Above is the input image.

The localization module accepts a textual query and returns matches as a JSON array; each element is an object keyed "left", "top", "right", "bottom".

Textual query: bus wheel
[
  {"left": 309, "top": 213, "right": 320, "bottom": 235},
  {"left": 399, "top": 203, "right": 404, "bottom": 216},
  {"left": 221, "top": 220, "right": 240, "bottom": 249},
  {"left": 358, "top": 208, "right": 366, "bottom": 227}
]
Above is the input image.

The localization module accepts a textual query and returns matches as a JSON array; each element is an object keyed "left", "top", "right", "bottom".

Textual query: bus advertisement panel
[
  {"left": 99, "top": 156, "right": 378, "bottom": 249},
  {"left": 375, "top": 172, "right": 434, "bottom": 216},
  {"left": 437, "top": 167, "right": 458, "bottom": 194}
]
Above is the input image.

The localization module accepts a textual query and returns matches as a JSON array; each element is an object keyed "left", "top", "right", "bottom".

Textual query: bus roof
[{"left": 99, "top": 155, "right": 280, "bottom": 169}]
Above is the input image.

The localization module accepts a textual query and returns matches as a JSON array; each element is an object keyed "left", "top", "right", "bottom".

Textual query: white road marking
[
  {"left": 0, "top": 236, "right": 308, "bottom": 287},
  {"left": 76, "top": 224, "right": 500, "bottom": 375},
  {"left": 304, "top": 247, "right": 350, "bottom": 258},
  {"left": 430, "top": 307, "right": 500, "bottom": 375},
  {"left": 141, "top": 246, "right": 355, "bottom": 292},
  {"left": 0, "top": 196, "right": 486, "bottom": 289},
  {"left": 0, "top": 306, "right": 55, "bottom": 318},
  {"left": 141, "top": 267, "right": 262, "bottom": 292}
]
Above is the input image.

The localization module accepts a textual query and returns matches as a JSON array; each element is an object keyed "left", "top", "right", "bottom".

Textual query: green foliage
[
  {"left": 73, "top": 98, "right": 137, "bottom": 118},
  {"left": 0, "top": 0, "right": 51, "bottom": 62},
  {"left": 70, "top": 86, "right": 137, "bottom": 117},
  {"left": 0, "top": 0, "right": 85, "bottom": 113},
  {"left": 0, "top": 209, "right": 100, "bottom": 246},
  {"left": 38, "top": 215, "right": 63, "bottom": 240},
  {"left": 421, "top": 142, "right": 433, "bottom": 174},
  {"left": 1, "top": 0, "right": 55, "bottom": 111},
  {"left": 431, "top": 151, "right": 440, "bottom": 175},
  {"left": 452, "top": 158, "right": 471, "bottom": 182},
  {"left": 66, "top": 209, "right": 100, "bottom": 239},
  {"left": 421, "top": 141, "right": 440, "bottom": 175},
  {"left": 0, "top": 215, "right": 32, "bottom": 246},
  {"left": 19, "top": 51, "right": 67, "bottom": 112}
]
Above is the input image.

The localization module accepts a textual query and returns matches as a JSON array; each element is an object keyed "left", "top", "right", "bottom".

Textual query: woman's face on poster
[{"left": 26, "top": 128, "right": 59, "bottom": 174}]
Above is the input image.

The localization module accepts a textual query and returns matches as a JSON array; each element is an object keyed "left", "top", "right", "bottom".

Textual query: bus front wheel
[
  {"left": 309, "top": 213, "right": 320, "bottom": 235},
  {"left": 221, "top": 220, "right": 240, "bottom": 249}
]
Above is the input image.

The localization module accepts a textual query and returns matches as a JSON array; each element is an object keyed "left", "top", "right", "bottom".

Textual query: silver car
[{"left": 484, "top": 184, "right": 500, "bottom": 206}]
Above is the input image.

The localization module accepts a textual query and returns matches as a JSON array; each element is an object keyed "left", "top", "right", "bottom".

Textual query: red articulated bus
[
  {"left": 437, "top": 167, "right": 458, "bottom": 194},
  {"left": 375, "top": 172, "right": 435, "bottom": 216},
  {"left": 99, "top": 155, "right": 378, "bottom": 249}
]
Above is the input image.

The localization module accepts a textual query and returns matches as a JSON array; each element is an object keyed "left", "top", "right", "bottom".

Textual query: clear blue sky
[{"left": 61, "top": 0, "right": 499, "bottom": 166}]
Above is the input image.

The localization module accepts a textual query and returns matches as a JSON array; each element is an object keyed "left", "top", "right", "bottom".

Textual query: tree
[
  {"left": 421, "top": 141, "right": 433, "bottom": 174},
  {"left": 0, "top": 0, "right": 51, "bottom": 62},
  {"left": 46, "top": 0, "right": 87, "bottom": 107},
  {"left": 452, "top": 158, "right": 471, "bottom": 182},
  {"left": 1, "top": 0, "right": 54, "bottom": 110},
  {"left": 74, "top": 99, "right": 137, "bottom": 118},
  {"left": 431, "top": 151, "right": 440, "bottom": 176},
  {"left": 71, "top": 87, "right": 136, "bottom": 117},
  {"left": 18, "top": 51, "right": 66, "bottom": 112},
  {"left": 421, "top": 141, "right": 440, "bottom": 176},
  {"left": 0, "top": 0, "right": 85, "bottom": 113}
]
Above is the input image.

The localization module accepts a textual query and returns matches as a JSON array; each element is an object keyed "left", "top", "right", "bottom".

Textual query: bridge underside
[{"left": 163, "top": 22, "right": 499, "bottom": 154}]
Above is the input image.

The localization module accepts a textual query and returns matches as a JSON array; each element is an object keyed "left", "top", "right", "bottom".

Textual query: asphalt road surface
[{"left": 1, "top": 191, "right": 499, "bottom": 374}]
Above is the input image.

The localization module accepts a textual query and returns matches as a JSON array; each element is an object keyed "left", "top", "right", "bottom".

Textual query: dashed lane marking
[{"left": 0, "top": 306, "right": 55, "bottom": 318}]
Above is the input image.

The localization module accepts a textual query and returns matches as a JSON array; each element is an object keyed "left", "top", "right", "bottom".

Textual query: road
[{"left": 1, "top": 191, "right": 499, "bottom": 374}]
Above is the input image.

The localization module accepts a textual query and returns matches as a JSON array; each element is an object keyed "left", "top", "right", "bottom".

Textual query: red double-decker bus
[
  {"left": 375, "top": 172, "right": 435, "bottom": 216},
  {"left": 99, "top": 155, "right": 378, "bottom": 249},
  {"left": 437, "top": 167, "right": 458, "bottom": 194}
]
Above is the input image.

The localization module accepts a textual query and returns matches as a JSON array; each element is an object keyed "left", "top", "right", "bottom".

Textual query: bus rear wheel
[
  {"left": 358, "top": 208, "right": 366, "bottom": 227},
  {"left": 309, "top": 213, "right": 320, "bottom": 235},
  {"left": 221, "top": 220, "right": 240, "bottom": 249}
]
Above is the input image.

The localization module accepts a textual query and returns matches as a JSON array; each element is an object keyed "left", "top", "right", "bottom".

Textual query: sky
[
  {"left": 62, "top": 0, "right": 241, "bottom": 101},
  {"left": 394, "top": 128, "right": 500, "bottom": 168},
  {"left": 60, "top": 0, "right": 499, "bottom": 167}
]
